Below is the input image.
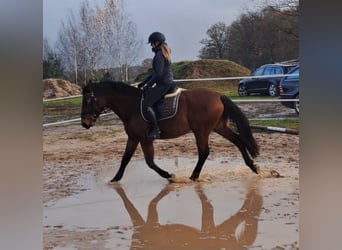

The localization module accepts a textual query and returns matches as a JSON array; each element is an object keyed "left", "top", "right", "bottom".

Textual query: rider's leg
[
  {"left": 142, "top": 84, "right": 171, "bottom": 141},
  {"left": 144, "top": 106, "right": 161, "bottom": 141}
]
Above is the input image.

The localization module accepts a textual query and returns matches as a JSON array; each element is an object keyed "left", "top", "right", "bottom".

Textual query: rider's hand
[{"left": 137, "top": 82, "right": 145, "bottom": 89}]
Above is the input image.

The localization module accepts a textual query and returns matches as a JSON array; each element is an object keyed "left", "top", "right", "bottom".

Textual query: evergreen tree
[{"left": 43, "top": 53, "right": 64, "bottom": 79}]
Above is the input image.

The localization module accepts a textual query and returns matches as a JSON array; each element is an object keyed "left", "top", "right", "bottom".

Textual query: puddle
[{"left": 44, "top": 157, "right": 298, "bottom": 249}]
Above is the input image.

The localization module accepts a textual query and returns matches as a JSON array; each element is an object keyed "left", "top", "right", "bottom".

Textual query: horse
[
  {"left": 112, "top": 183, "right": 263, "bottom": 249},
  {"left": 80, "top": 80, "right": 259, "bottom": 182}
]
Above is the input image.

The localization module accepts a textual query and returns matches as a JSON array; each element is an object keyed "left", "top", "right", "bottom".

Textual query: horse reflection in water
[{"left": 113, "top": 183, "right": 263, "bottom": 249}]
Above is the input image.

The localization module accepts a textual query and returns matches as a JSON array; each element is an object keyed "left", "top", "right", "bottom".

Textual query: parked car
[
  {"left": 279, "top": 66, "right": 299, "bottom": 114},
  {"left": 238, "top": 63, "right": 297, "bottom": 97}
]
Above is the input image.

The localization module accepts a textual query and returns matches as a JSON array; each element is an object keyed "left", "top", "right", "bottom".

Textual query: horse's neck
[{"left": 105, "top": 84, "right": 141, "bottom": 120}]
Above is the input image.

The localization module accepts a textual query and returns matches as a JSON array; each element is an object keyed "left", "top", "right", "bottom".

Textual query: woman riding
[{"left": 138, "top": 32, "right": 175, "bottom": 141}]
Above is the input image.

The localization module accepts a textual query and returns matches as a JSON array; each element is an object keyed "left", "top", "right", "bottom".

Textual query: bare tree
[
  {"left": 56, "top": 11, "right": 81, "bottom": 84},
  {"left": 101, "top": 0, "right": 142, "bottom": 81},
  {"left": 78, "top": 1, "right": 103, "bottom": 83},
  {"left": 228, "top": 12, "right": 263, "bottom": 69},
  {"left": 198, "top": 22, "right": 230, "bottom": 59},
  {"left": 43, "top": 37, "right": 53, "bottom": 61},
  {"left": 55, "top": 0, "right": 142, "bottom": 84}
]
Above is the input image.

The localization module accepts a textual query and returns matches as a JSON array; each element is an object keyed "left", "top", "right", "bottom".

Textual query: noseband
[{"left": 81, "top": 91, "right": 100, "bottom": 119}]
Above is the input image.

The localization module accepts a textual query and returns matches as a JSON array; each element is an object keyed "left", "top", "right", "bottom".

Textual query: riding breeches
[{"left": 142, "top": 83, "right": 173, "bottom": 110}]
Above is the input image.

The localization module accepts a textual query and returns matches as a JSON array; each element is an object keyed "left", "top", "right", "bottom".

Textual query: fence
[{"left": 43, "top": 74, "right": 299, "bottom": 134}]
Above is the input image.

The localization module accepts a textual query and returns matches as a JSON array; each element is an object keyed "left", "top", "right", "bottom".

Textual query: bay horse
[
  {"left": 112, "top": 183, "right": 263, "bottom": 249},
  {"left": 80, "top": 80, "right": 259, "bottom": 182}
]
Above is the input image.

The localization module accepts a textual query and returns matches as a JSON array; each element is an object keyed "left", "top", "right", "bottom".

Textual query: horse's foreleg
[
  {"left": 195, "top": 185, "right": 215, "bottom": 232},
  {"left": 190, "top": 134, "right": 210, "bottom": 180},
  {"left": 215, "top": 126, "right": 258, "bottom": 174},
  {"left": 140, "top": 141, "right": 173, "bottom": 180},
  {"left": 147, "top": 185, "right": 173, "bottom": 224},
  {"left": 112, "top": 184, "right": 145, "bottom": 227},
  {"left": 110, "top": 137, "right": 139, "bottom": 182}
]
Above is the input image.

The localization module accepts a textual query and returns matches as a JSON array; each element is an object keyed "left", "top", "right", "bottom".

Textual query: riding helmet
[{"left": 148, "top": 32, "right": 166, "bottom": 44}]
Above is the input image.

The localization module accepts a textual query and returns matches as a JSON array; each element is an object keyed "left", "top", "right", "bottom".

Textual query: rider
[{"left": 138, "top": 32, "right": 175, "bottom": 141}]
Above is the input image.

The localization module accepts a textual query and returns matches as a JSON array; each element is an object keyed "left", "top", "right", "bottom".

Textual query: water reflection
[{"left": 112, "top": 182, "right": 263, "bottom": 249}]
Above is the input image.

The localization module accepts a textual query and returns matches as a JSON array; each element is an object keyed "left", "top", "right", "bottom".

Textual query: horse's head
[{"left": 80, "top": 81, "right": 104, "bottom": 129}]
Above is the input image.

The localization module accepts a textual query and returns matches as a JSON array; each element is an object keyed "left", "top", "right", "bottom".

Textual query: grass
[
  {"left": 44, "top": 60, "right": 299, "bottom": 132},
  {"left": 43, "top": 96, "right": 82, "bottom": 123},
  {"left": 43, "top": 95, "right": 299, "bottom": 132},
  {"left": 43, "top": 96, "right": 82, "bottom": 107}
]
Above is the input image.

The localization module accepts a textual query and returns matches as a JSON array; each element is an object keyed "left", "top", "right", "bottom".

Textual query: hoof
[
  {"left": 270, "top": 170, "right": 282, "bottom": 178},
  {"left": 189, "top": 176, "right": 198, "bottom": 182},
  {"left": 108, "top": 180, "right": 121, "bottom": 187},
  {"left": 250, "top": 164, "right": 259, "bottom": 174},
  {"left": 110, "top": 177, "right": 120, "bottom": 183},
  {"left": 167, "top": 173, "right": 176, "bottom": 182}
]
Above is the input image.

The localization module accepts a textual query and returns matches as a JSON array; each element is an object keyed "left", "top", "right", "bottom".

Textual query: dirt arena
[{"left": 43, "top": 116, "right": 299, "bottom": 249}]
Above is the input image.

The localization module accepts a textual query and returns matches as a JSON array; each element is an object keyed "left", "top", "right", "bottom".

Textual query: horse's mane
[{"left": 92, "top": 80, "right": 140, "bottom": 96}]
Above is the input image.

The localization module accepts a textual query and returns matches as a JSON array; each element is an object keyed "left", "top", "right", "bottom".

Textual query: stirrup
[{"left": 147, "top": 130, "right": 161, "bottom": 141}]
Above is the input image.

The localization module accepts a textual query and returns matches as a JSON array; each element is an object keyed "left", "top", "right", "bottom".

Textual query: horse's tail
[{"left": 220, "top": 95, "right": 259, "bottom": 158}]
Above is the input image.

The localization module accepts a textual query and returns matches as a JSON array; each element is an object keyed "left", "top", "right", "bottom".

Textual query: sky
[{"left": 43, "top": 0, "right": 257, "bottom": 63}]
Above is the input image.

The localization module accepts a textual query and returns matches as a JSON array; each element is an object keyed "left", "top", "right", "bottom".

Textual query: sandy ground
[{"left": 43, "top": 115, "right": 299, "bottom": 250}]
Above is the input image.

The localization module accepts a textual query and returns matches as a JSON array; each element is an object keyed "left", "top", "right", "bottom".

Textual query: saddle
[{"left": 141, "top": 88, "right": 185, "bottom": 121}]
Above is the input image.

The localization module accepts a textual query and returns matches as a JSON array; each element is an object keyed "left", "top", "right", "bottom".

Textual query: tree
[
  {"left": 198, "top": 22, "right": 230, "bottom": 59},
  {"left": 56, "top": 11, "right": 82, "bottom": 84},
  {"left": 78, "top": 1, "right": 103, "bottom": 83},
  {"left": 198, "top": 0, "right": 299, "bottom": 70},
  {"left": 100, "top": 0, "right": 142, "bottom": 82},
  {"left": 227, "top": 12, "right": 263, "bottom": 69},
  {"left": 55, "top": 0, "right": 142, "bottom": 84},
  {"left": 43, "top": 38, "right": 63, "bottom": 79}
]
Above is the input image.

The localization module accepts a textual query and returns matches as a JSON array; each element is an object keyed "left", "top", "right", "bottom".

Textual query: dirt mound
[
  {"left": 135, "top": 59, "right": 251, "bottom": 90},
  {"left": 172, "top": 59, "right": 250, "bottom": 79},
  {"left": 43, "top": 79, "right": 81, "bottom": 99}
]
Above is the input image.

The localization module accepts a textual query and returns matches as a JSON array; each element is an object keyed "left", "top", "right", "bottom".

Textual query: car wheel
[
  {"left": 268, "top": 83, "right": 278, "bottom": 97},
  {"left": 294, "top": 94, "right": 299, "bottom": 114},
  {"left": 238, "top": 84, "right": 248, "bottom": 97}
]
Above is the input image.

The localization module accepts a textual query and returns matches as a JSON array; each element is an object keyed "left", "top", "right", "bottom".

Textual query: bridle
[{"left": 80, "top": 90, "right": 100, "bottom": 119}]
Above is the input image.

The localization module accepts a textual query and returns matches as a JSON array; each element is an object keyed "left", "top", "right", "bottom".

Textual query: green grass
[
  {"left": 43, "top": 96, "right": 82, "bottom": 107},
  {"left": 43, "top": 96, "right": 82, "bottom": 123},
  {"left": 42, "top": 89, "right": 299, "bottom": 132}
]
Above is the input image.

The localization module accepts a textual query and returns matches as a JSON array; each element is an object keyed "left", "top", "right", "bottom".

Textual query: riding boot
[{"left": 145, "top": 107, "right": 161, "bottom": 141}]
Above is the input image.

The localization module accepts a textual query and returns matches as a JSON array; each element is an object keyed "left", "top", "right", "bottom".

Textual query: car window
[
  {"left": 263, "top": 66, "right": 274, "bottom": 75},
  {"left": 253, "top": 67, "right": 264, "bottom": 76},
  {"left": 286, "top": 68, "right": 299, "bottom": 80},
  {"left": 274, "top": 67, "right": 283, "bottom": 75}
]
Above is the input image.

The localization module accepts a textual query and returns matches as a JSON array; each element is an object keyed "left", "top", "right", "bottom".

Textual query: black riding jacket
[{"left": 142, "top": 46, "right": 173, "bottom": 87}]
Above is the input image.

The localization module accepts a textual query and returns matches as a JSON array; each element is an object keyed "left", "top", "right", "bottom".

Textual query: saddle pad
[{"left": 141, "top": 88, "right": 185, "bottom": 121}]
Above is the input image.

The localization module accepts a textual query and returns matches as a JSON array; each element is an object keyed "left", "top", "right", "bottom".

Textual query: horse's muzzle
[
  {"left": 81, "top": 117, "right": 95, "bottom": 129},
  {"left": 81, "top": 121, "right": 91, "bottom": 129}
]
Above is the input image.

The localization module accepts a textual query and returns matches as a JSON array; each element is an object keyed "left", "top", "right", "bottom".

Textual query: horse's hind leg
[
  {"left": 215, "top": 126, "right": 258, "bottom": 174},
  {"left": 140, "top": 141, "right": 173, "bottom": 179},
  {"left": 111, "top": 137, "right": 139, "bottom": 182},
  {"left": 190, "top": 133, "right": 210, "bottom": 180}
]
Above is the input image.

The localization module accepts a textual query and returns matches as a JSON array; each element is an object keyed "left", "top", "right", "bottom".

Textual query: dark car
[
  {"left": 238, "top": 63, "right": 297, "bottom": 97},
  {"left": 279, "top": 66, "right": 299, "bottom": 114}
]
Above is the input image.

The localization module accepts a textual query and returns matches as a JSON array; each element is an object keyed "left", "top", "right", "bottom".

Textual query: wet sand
[{"left": 43, "top": 122, "right": 299, "bottom": 249}]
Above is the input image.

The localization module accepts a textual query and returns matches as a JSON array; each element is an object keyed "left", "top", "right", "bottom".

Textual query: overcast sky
[{"left": 43, "top": 0, "right": 257, "bottom": 63}]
